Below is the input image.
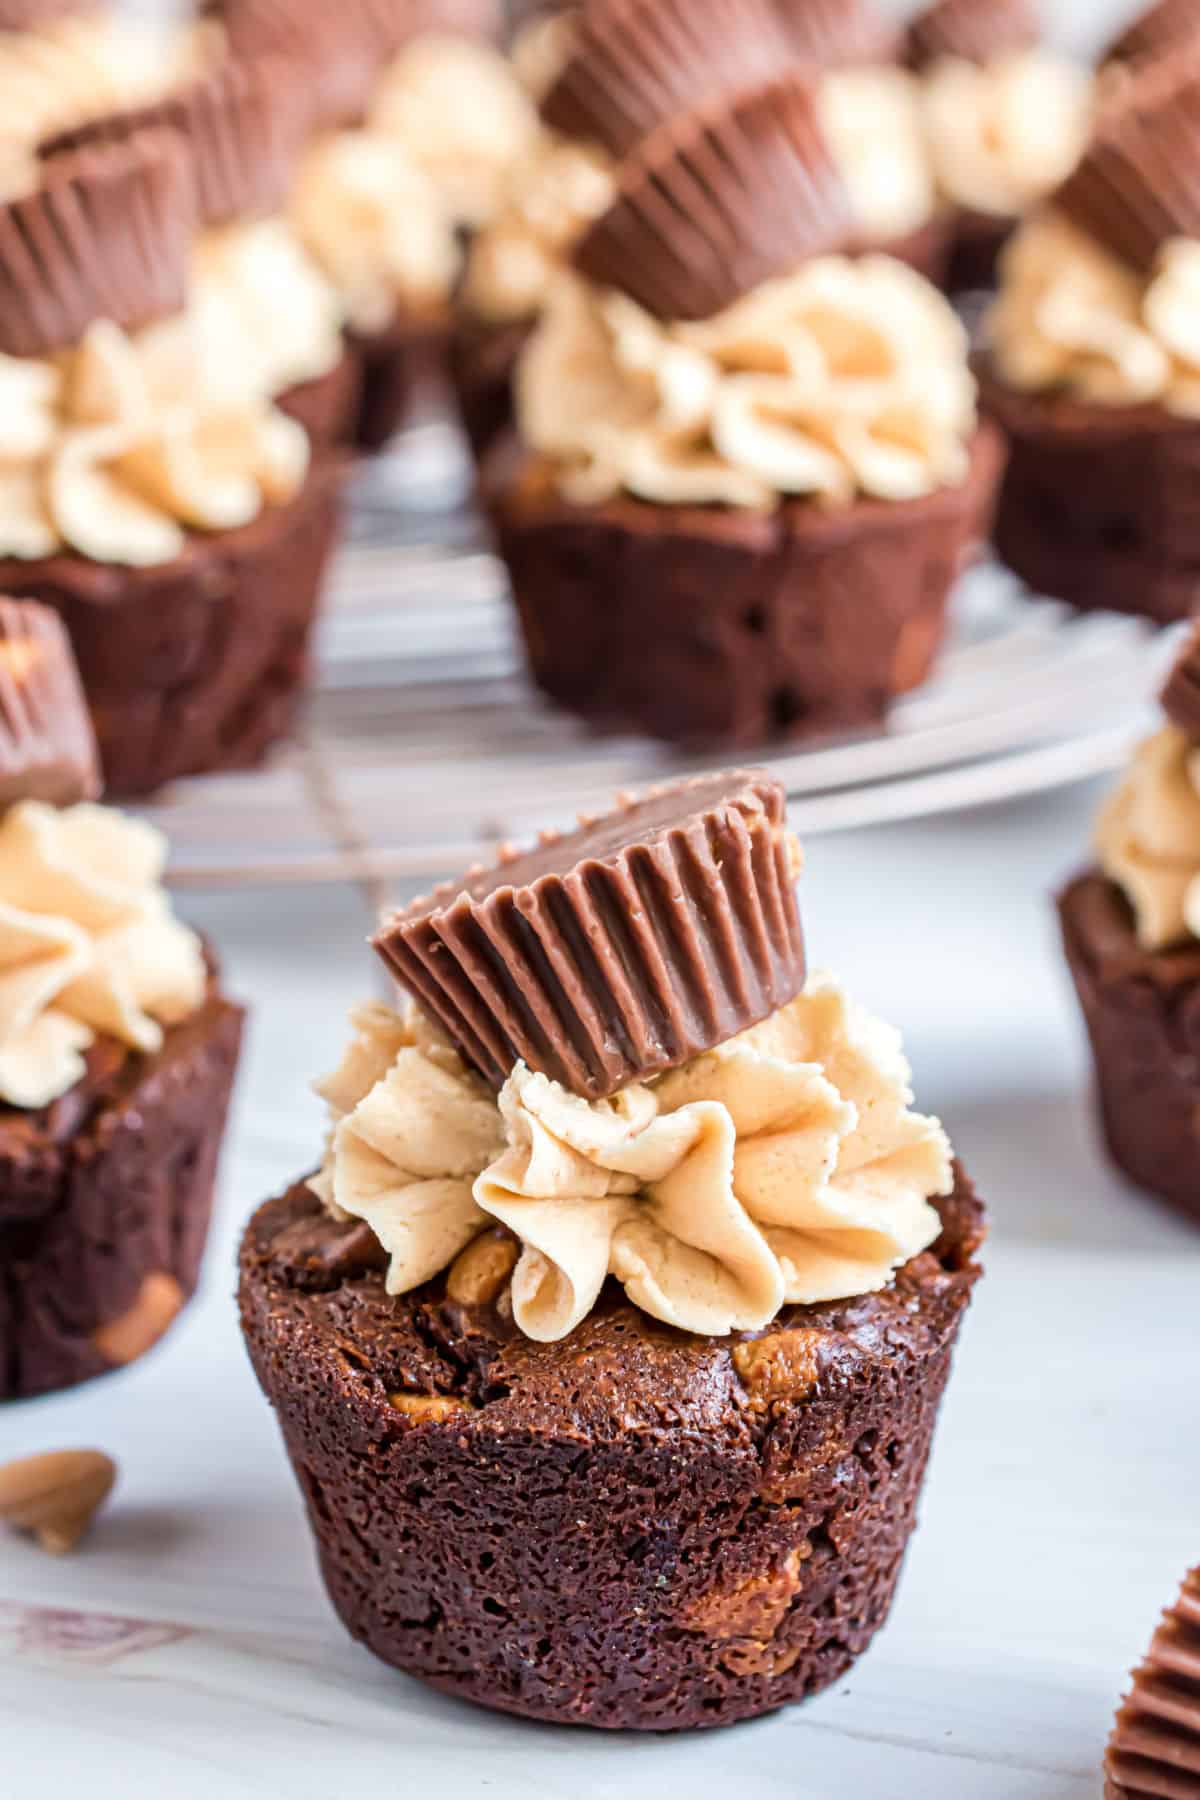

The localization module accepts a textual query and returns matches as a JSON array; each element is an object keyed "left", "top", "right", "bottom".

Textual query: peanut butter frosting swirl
[
  {"left": 818, "top": 68, "right": 936, "bottom": 243},
  {"left": 192, "top": 217, "right": 344, "bottom": 400},
  {"left": 919, "top": 51, "right": 1091, "bottom": 220},
  {"left": 518, "top": 260, "right": 976, "bottom": 510},
  {"left": 368, "top": 34, "right": 541, "bottom": 230},
  {"left": 0, "top": 310, "right": 309, "bottom": 568},
  {"left": 990, "top": 212, "right": 1200, "bottom": 414},
  {"left": 0, "top": 800, "right": 206, "bottom": 1108},
  {"left": 311, "top": 977, "right": 951, "bottom": 1342},
  {"left": 1096, "top": 727, "right": 1200, "bottom": 950},
  {"left": 291, "top": 132, "right": 460, "bottom": 334},
  {"left": 462, "top": 133, "right": 615, "bottom": 327}
]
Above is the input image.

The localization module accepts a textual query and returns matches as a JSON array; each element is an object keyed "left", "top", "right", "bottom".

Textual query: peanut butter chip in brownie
[{"left": 93, "top": 1272, "right": 185, "bottom": 1365}]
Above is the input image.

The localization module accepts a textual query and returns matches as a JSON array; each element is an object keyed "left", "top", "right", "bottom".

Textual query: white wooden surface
[{"left": 1, "top": 778, "right": 1196, "bottom": 1799}]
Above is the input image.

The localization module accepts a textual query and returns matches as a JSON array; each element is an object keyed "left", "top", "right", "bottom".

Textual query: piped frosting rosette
[
  {"left": 311, "top": 976, "right": 951, "bottom": 1342},
  {"left": 0, "top": 800, "right": 205, "bottom": 1108}
]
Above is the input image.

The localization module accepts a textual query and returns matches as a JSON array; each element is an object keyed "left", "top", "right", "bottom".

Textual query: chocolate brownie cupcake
[
  {"left": 0, "top": 597, "right": 244, "bottom": 1399},
  {"left": 487, "top": 77, "right": 1002, "bottom": 748},
  {"left": 981, "top": 54, "right": 1200, "bottom": 623},
  {"left": 0, "top": 131, "right": 345, "bottom": 795},
  {"left": 240, "top": 769, "right": 985, "bottom": 1730},
  {"left": 1059, "top": 625, "right": 1200, "bottom": 1224},
  {"left": 909, "top": 0, "right": 1092, "bottom": 293}
]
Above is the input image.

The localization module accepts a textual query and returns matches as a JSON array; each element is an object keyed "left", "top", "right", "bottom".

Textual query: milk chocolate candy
[
  {"left": 1103, "top": 0, "right": 1200, "bottom": 72},
  {"left": 1054, "top": 51, "right": 1200, "bottom": 273},
  {"left": 573, "top": 73, "right": 853, "bottom": 322},
  {"left": 907, "top": 0, "right": 1039, "bottom": 70},
  {"left": 770, "top": 0, "right": 901, "bottom": 66},
  {"left": 1105, "top": 1567, "right": 1200, "bottom": 1798},
  {"left": 373, "top": 768, "right": 806, "bottom": 1099},
  {"left": 0, "top": 133, "right": 193, "bottom": 359},
  {"left": 0, "top": 598, "right": 99, "bottom": 807},
  {"left": 42, "top": 57, "right": 305, "bottom": 228},
  {"left": 540, "top": 0, "right": 791, "bottom": 159}
]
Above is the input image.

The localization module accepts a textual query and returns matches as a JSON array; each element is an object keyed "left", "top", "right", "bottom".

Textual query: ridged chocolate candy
[
  {"left": 573, "top": 73, "right": 853, "bottom": 321},
  {"left": 1054, "top": 52, "right": 1200, "bottom": 273},
  {"left": 0, "top": 0, "right": 100, "bottom": 24},
  {"left": 540, "top": 0, "right": 791, "bottom": 159},
  {"left": 1106, "top": 1567, "right": 1200, "bottom": 1799},
  {"left": 1160, "top": 623, "right": 1200, "bottom": 740},
  {"left": 42, "top": 58, "right": 306, "bottom": 228},
  {"left": 907, "top": 0, "right": 1039, "bottom": 70},
  {"left": 770, "top": 0, "right": 901, "bottom": 65},
  {"left": 0, "top": 132, "right": 194, "bottom": 359},
  {"left": 1104, "top": 0, "right": 1200, "bottom": 71},
  {"left": 204, "top": 0, "right": 380, "bottom": 129},
  {"left": 0, "top": 599, "right": 99, "bottom": 807},
  {"left": 373, "top": 768, "right": 806, "bottom": 1100}
]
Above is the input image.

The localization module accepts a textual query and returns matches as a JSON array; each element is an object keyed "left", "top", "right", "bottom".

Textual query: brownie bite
[
  {"left": 240, "top": 769, "right": 985, "bottom": 1730},
  {"left": 982, "top": 54, "right": 1200, "bottom": 623},
  {"left": 0, "top": 131, "right": 345, "bottom": 795},
  {"left": 1059, "top": 625, "right": 1200, "bottom": 1224},
  {"left": 0, "top": 598, "right": 244, "bottom": 1399},
  {"left": 908, "top": 0, "right": 1092, "bottom": 293},
  {"left": 484, "top": 75, "right": 1001, "bottom": 748}
]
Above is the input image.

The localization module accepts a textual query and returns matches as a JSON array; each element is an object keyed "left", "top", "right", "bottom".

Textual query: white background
[{"left": 2, "top": 2, "right": 1196, "bottom": 1796}]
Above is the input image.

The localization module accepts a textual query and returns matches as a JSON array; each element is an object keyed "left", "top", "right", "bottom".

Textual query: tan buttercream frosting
[
  {"left": 1095, "top": 728, "right": 1200, "bottom": 950},
  {"left": 291, "top": 132, "right": 460, "bottom": 334},
  {"left": 462, "top": 133, "right": 615, "bottom": 326},
  {"left": 0, "top": 800, "right": 206, "bottom": 1108},
  {"left": 517, "top": 260, "right": 976, "bottom": 510},
  {"left": 368, "top": 34, "right": 541, "bottom": 229},
  {"left": 920, "top": 50, "right": 1091, "bottom": 220},
  {"left": 509, "top": 7, "right": 577, "bottom": 102},
  {"left": 192, "top": 217, "right": 345, "bottom": 399},
  {"left": 818, "top": 67, "right": 936, "bottom": 244},
  {"left": 0, "top": 311, "right": 309, "bottom": 568},
  {"left": 310, "top": 976, "right": 951, "bottom": 1342},
  {"left": 990, "top": 212, "right": 1200, "bottom": 415}
]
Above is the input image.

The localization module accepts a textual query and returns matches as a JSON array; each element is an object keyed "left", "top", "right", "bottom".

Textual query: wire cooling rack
[{"left": 142, "top": 421, "right": 1166, "bottom": 894}]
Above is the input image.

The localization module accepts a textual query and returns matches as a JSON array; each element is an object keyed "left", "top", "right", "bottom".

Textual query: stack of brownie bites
[
  {"left": 0, "top": 598, "right": 242, "bottom": 1400},
  {"left": 482, "top": 33, "right": 1004, "bottom": 749},
  {"left": 240, "top": 770, "right": 985, "bottom": 1730}
]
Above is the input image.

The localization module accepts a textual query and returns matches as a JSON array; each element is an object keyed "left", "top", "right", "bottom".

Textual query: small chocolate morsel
[
  {"left": 540, "top": 0, "right": 790, "bottom": 159},
  {"left": 1105, "top": 1567, "right": 1200, "bottom": 1798},
  {"left": 0, "top": 131, "right": 194, "bottom": 359},
  {"left": 770, "top": 0, "right": 902, "bottom": 65},
  {"left": 41, "top": 56, "right": 306, "bottom": 229},
  {"left": 0, "top": 598, "right": 99, "bottom": 807},
  {"left": 1160, "top": 623, "right": 1200, "bottom": 739},
  {"left": 907, "top": 0, "right": 1039, "bottom": 70},
  {"left": 1103, "top": 0, "right": 1200, "bottom": 72},
  {"left": 573, "top": 73, "right": 854, "bottom": 322},
  {"left": 1053, "top": 51, "right": 1200, "bottom": 273},
  {"left": 373, "top": 768, "right": 806, "bottom": 1100}
]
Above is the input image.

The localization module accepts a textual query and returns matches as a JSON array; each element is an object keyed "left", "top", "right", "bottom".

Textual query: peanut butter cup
[
  {"left": 1106, "top": 1568, "right": 1200, "bottom": 1799},
  {"left": 540, "top": 0, "right": 790, "bottom": 159},
  {"left": 770, "top": 0, "right": 900, "bottom": 65},
  {"left": 42, "top": 57, "right": 306, "bottom": 229},
  {"left": 0, "top": 132, "right": 193, "bottom": 359},
  {"left": 373, "top": 769, "right": 806, "bottom": 1099},
  {"left": 573, "top": 74, "right": 853, "bottom": 322},
  {"left": 1054, "top": 51, "right": 1200, "bottom": 273},
  {"left": 0, "top": 599, "right": 98, "bottom": 808},
  {"left": 907, "top": 0, "right": 1038, "bottom": 70},
  {"left": 0, "top": 0, "right": 100, "bottom": 21},
  {"left": 1104, "top": 0, "right": 1200, "bottom": 72}
]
